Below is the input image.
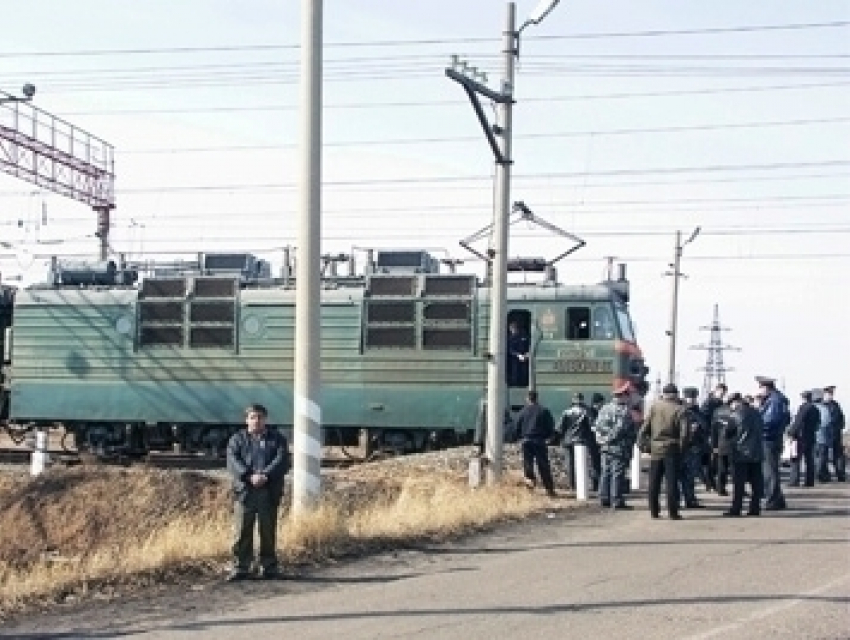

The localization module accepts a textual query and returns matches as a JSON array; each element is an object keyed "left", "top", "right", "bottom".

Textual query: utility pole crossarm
[{"left": 0, "top": 100, "right": 115, "bottom": 210}]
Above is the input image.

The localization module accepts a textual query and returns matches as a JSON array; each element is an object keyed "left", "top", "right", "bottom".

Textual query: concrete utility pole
[
  {"left": 666, "top": 227, "right": 700, "bottom": 386},
  {"left": 447, "top": 0, "right": 560, "bottom": 485},
  {"left": 293, "top": 0, "right": 323, "bottom": 513},
  {"left": 483, "top": 2, "right": 517, "bottom": 485}
]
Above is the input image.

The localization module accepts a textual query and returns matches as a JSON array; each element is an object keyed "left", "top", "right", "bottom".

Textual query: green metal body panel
[{"left": 8, "top": 280, "right": 636, "bottom": 430}]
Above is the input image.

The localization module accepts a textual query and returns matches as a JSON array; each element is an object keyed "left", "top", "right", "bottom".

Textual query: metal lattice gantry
[
  {"left": 0, "top": 89, "right": 115, "bottom": 257},
  {"left": 690, "top": 304, "right": 741, "bottom": 397}
]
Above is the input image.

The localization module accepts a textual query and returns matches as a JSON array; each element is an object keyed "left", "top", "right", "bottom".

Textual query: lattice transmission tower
[{"left": 690, "top": 304, "right": 740, "bottom": 397}]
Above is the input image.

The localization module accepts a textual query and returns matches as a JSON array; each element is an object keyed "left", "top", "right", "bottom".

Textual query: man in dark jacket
[
  {"left": 639, "top": 383, "right": 688, "bottom": 520},
  {"left": 587, "top": 392, "right": 605, "bottom": 491},
  {"left": 787, "top": 390, "right": 820, "bottom": 487},
  {"left": 710, "top": 400, "right": 736, "bottom": 496},
  {"left": 558, "top": 392, "right": 593, "bottom": 491},
  {"left": 593, "top": 383, "right": 637, "bottom": 509},
  {"left": 724, "top": 393, "right": 765, "bottom": 517},
  {"left": 823, "top": 386, "right": 846, "bottom": 482},
  {"left": 680, "top": 387, "right": 708, "bottom": 509},
  {"left": 756, "top": 376, "right": 788, "bottom": 511},
  {"left": 700, "top": 383, "right": 728, "bottom": 491},
  {"left": 226, "top": 403, "right": 290, "bottom": 581},
  {"left": 515, "top": 390, "right": 556, "bottom": 497}
]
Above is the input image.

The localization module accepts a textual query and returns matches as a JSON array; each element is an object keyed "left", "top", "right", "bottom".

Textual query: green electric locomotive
[{"left": 0, "top": 250, "right": 647, "bottom": 458}]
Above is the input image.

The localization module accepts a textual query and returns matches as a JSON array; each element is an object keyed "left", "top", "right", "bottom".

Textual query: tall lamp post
[
  {"left": 446, "top": 0, "right": 561, "bottom": 485},
  {"left": 666, "top": 226, "right": 700, "bottom": 386}
]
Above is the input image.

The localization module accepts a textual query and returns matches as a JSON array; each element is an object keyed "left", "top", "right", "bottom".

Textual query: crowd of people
[{"left": 514, "top": 378, "right": 846, "bottom": 519}]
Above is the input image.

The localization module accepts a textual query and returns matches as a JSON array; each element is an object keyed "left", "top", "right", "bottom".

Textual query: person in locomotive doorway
[
  {"left": 515, "top": 390, "right": 556, "bottom": 497},
  {"left": 723, "top": 393, "right": 764, "bottom": 517},
  {"left": 226, "top": 403, "right": 290, "bottom": 581},
  {"left": 593, "top": 382, "right": 637, "bottom": 510},
  {"left": 679, "top": 387, "right": 709, "bottom": 509},
  {"left": 587, "top": 392, "right": 605, "bottom": 492},
  {"left": 639, "top": 383, "right": 688, "bottom": 520},
  {"left": 823, "top": 386, "right": 846, "bottom": 482},
  {"left": 506, "top": 320, "right": 530, "bottom": 388},
  {"left": 786, "top": 390, "right": 819, "bottom": 487},
  {"left": 557, "top": 392, "right": 593, "bottom": 491},
  {"left": 756, "top": 376, "right": 789, "bottom": 511}
]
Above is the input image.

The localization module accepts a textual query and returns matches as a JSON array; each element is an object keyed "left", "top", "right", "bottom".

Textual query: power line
[
  {"left": 1, "top": 161, "right": 845, "bottom": 197},
  {"left": 59, "top": 81, "right": 850, "bottom": 116},
  {"left": 116, "top": 117, "right": 850, "bottom": 154},
  {"left": 2, "top": 20, "right": 847, "bottom": 57}
]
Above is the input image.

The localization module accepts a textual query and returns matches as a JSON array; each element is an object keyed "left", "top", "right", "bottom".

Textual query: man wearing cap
[
  {"left": 723, "top": 393, "right": 764, "bottom": 517},
  {"left": 756, "top": 376, "right": 789, "bottom": 511},
  {"left": 557, "top": 392, "right": 593, "bottom": 492},
  {"left": 592, "top": 382, "right": 637, "bottom": 510},
  {"left": 823, "top": 386, "right": 846, "bottom": 482},
  {"left": 786, "top": 390, "right": 820, "bottom": 487},
  {"left": 680, "top": 387, "right": 709, "bottom": 509},
  {"left": 638, "top": 383, "right": 688, "bottom": 520}
]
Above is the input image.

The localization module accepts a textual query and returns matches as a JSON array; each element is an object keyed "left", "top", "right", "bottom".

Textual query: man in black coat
[
  {"left": 724, "top": 393, "right": 765, "bottom": 517},
  {"left": 700, "top": 383, "right": 728, "bottom": 491},
  {"left": 226, "top": 403, "right": 290, "bottom": 580},
  {"left": 515, "top": 390, "right": 556, "bottom": 497},
  {"left": 787, "top": 390, "right": 820, "bottom": 487}
]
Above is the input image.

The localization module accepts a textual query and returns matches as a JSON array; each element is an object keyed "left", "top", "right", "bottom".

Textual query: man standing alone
[
  {"left": 639, "top": 384, "right": 688, "bottom": 520},
  {"left": 226, "top": 403, "right": 290, "bottom": 581}
]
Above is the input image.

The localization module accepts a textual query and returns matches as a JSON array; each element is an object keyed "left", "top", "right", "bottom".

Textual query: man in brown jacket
[{"left": 639, "top": 383, "right": 688, "bottom": 520}]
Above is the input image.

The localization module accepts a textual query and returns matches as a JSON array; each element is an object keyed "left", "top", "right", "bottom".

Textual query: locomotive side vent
[
  {"left": 189, "top": 327, "right": 234, "bottom": 348},
  {"left": 368, "top": 276, "right": 416, "bottom": 297},
  {"left": 423, "top": 275, "right": 474, "bottom": 296},
  {"left": 423, "top": 301, "right": 470, "bottom": 322},
  {"left": 366, "top": 301, "right": 416, "bottom": 323},
  {"left": 141, "top": 278, "right": 186, "bottom": 298},
  {"left": 366, "top": 326, "right": 416, "bottom": 349},
  {"left": 140, "top": 326, "right": 184, "bottom": 346},
  {"left": 190, "top": 301, "right": 235, "bottom": 323},
  {"left": 422, "top": 328, "right": 472, "bottom": 350},
  {"left": 194, "top": 278, "right": 237, "bottom": 298}
]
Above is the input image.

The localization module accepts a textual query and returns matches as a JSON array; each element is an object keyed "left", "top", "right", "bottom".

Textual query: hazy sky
[{"left": 0, "top": 1, "right": 848, "bottom": 402}]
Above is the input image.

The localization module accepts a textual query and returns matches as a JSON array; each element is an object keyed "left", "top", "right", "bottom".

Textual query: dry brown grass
[{"left": 0, "top": 466, "right": 564, "bottom": 617}]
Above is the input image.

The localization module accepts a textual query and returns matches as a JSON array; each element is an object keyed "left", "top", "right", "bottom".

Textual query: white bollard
[
  {"left": 630, "top": 443, "right": 641, "bottom": 490},
  {"left": 574, "top": 443, "right": 589, "bottom": 501},
  {"left": 30, "top": 429, "right": 49, "bottom": 477}
]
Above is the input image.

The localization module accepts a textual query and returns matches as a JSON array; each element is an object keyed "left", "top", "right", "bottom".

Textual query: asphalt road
[{"left": 4, "top": 479, "right": 849, "bottom": 640}]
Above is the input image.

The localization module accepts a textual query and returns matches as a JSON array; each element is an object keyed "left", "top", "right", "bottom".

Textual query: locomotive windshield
[{"left": 615, "top": 305, "right": 635, "bottom": 342}]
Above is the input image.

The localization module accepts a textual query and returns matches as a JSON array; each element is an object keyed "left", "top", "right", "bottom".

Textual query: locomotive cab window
[
  {"left": 592, "top": 306, "right": 616, "bottom": 340},
  {"left": 506, "top": 309, "right": 531, "bottom": 388},
  {"left": 566, "top": 307, "right": 591, "bottom": 340}
]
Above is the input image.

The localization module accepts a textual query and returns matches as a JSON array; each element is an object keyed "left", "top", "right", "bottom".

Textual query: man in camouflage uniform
[
  {"left": 680, "top": 387, "right": 708, "bottom": 509},
  {"left": 593, "top": 382, "right": 637, "bottom": 510}
]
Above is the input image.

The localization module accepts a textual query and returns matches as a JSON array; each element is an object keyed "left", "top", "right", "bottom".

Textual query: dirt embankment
[{"left": 0, "top": 468, "right": 229, "bottom": 568}]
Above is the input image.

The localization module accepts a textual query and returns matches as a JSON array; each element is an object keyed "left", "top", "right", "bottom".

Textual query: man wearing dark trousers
[
  {"left": 756, "top": 376, "right": 789, "bottom": 510},
  {"left": 515, "top": 390, "right": 556, "bottom": 497},
  {"left": 787, "top": 390, "right": 820, "bottom": 487},
  {"left": 823, "top": 386, "right": 846, "bottom": 482},
  {"left": 226, "top": 403, "right": 290, "bottom": 581},
  {"left": 639, "top": 383, "right": 687, "bottom": 520},
  {"left": 724, "top": 393, "right": 764, "bottom": 517}
]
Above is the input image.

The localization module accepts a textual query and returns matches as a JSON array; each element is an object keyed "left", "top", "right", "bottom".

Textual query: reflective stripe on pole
[
  {"left": 630, "top": 444, "right": 641, "bottom": 490},
  {"left": 293, "top": 0, "right": 323, "bottom": 514},
  {"left": 574, "top": 443, "right": 588, "bottom": 501},
  {"left": 30, "top": 429, "right": 48, "bottom": 476}
]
